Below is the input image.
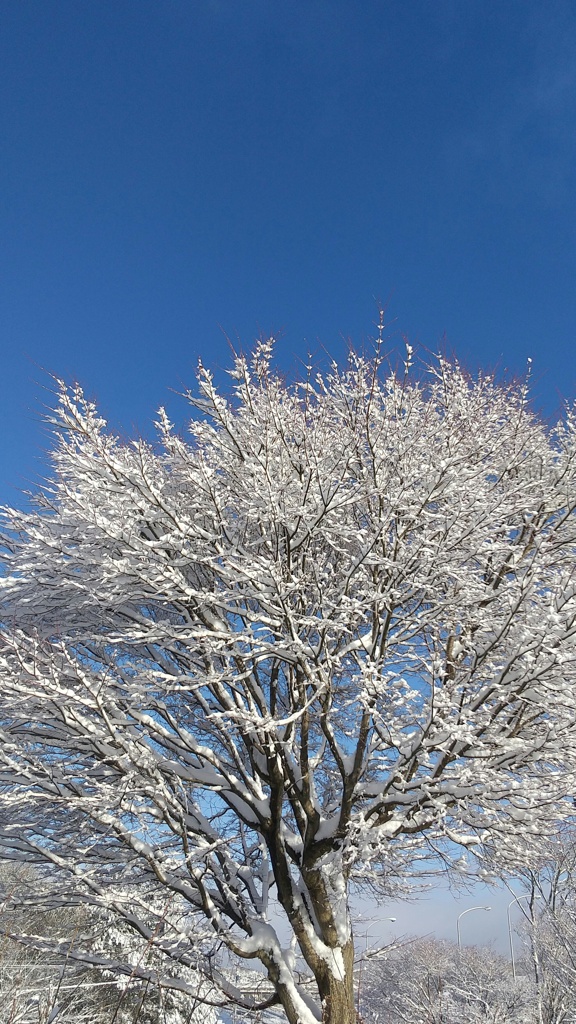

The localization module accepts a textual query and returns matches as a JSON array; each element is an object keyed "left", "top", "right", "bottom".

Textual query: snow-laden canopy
[{"left": 1, "top": 344, "right": 576, "bottom": 1024}]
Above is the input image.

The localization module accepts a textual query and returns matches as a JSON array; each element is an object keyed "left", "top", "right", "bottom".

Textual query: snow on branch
[{"left": 2, "top": 347, "right": 576, "bottom": 1023}]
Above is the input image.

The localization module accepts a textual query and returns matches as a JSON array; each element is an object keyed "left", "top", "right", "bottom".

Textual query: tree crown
[{"left": 1, "top": 344, "right": 576, "bottom": 1023}]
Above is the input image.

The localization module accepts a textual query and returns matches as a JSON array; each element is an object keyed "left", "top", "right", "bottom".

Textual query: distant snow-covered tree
[
  {"left": 2, "top": 342, "right": 576, "bottom": 1023},
  {"left": 360, "top": 937, "right": 536, "bottom": 1023},
  {"left": 0, "top": 864, "right": 216, "bottom": 1023},
  {"left": 510, "top": 829, "right": 576, "bottom": 1023}
]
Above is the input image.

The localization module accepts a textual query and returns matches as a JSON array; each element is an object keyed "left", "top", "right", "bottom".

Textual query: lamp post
[
  {"left": 507, "top": 893, "right": 541, "bottom": 981},
  {"left": 357, "top": 917, "right": 398, "bottom": 1020},
  {"left": 456, "top": 905, "right": 491, "bottom": 949}
]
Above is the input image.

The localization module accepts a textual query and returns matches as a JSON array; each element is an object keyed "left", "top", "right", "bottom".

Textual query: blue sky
[
  {"left": 1, "top": 2, "right": 570, "bottom": 950},
  {"left": 2, "top": 1, "right": 576, "bottom": 502}
]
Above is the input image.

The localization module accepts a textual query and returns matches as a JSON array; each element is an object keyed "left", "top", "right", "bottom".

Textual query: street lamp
[
  {"left": 356, "top": 917, "right": 398, "bottom": 1020},
  {"left": 456, "top": 905, "right": 492, "bottom": 949},
  {"left": 507, "top": 893, "right": 541, "bottom": 981},
  {"left": 362, "top": 917, "right": 398, "bottom": 958}
]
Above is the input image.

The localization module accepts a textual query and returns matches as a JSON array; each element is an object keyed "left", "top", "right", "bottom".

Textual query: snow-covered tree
[
  {"left": 531, "top": 911, "right": 576, "bottom": 1024},
  {"left": 0, "top": 865, "right": 122, "bottom": 1024},
  {"left": 0, "top": 864, "right": 216, "bottom": 1023},
  {"left": 2, "top": 342, "right": 576, "bottom": 1024},
  {"left": 360, "top": 937, "right": 536, "bottom": 1023},
  {"left": 510, "top": 829, "right": 576, "bottom": 1023}
]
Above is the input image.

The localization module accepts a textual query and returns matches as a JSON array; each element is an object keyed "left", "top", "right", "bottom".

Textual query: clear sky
[
  {"left": 1, "top": 2, "right": 569, "bottom": 951},
  {"left": 2, "top": 1, "right": 576, "bottom": 502}
]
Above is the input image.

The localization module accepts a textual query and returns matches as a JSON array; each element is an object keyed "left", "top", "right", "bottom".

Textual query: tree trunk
[
  {"left": 316, "top": 938, "right": 356, "bottom": 1024},
  {"left": 266, "top": 935, "right": 357, "bottom": 1024}
]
